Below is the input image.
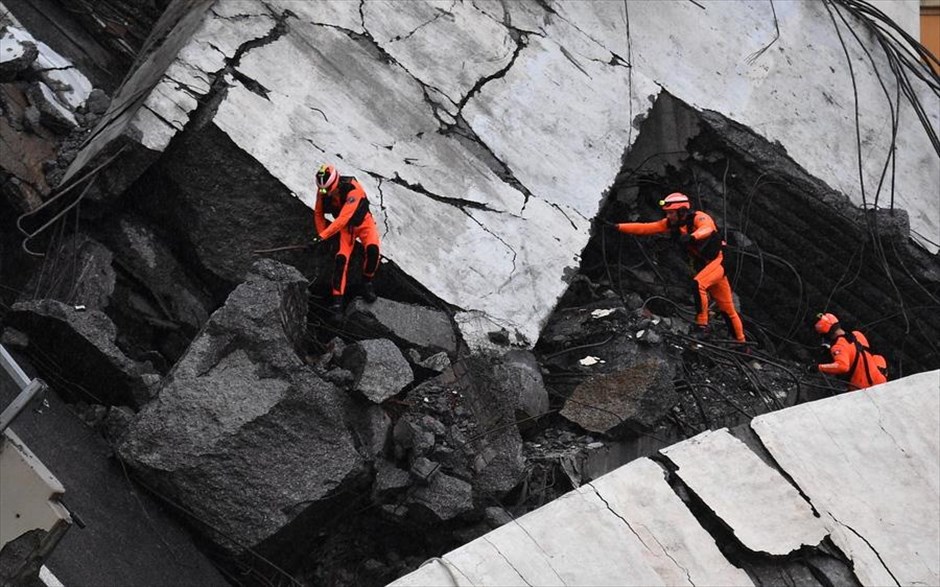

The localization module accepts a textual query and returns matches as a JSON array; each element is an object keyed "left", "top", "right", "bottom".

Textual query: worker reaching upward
[
  {"left": 813, "top": 312, "right": 888, "bottom": 391},
  {"left": 610, "top": 192, "right": 746, "bottom": 344},
  {"left": 313, "top": 163, "right": 381, "bottom": 315}
]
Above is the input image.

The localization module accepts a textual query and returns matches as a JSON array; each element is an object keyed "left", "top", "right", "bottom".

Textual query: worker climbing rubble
[
  {"left": 313, "top": 163, "right": 381, "bottom": 317},
  {"left": 608, "top": 192, "right": 747, "bottom": 345},
  {"left": 813, "top": 312, "right": 888, "bottom": 391}
]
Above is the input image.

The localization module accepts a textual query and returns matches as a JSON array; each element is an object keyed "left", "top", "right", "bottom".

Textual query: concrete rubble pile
[{"left": 1, "top": 0, "right": 938, "bottom": 586}]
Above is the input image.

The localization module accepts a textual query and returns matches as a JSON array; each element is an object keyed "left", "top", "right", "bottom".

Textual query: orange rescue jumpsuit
[
  {"left": 616, "top": 210, "right": 746, "bottom": 342},
  {"left": 818, "top": 330, "right": 888, "bottom": 391},
  {"left": 315, "top": 176, "right": 381, "bottom": 297}
]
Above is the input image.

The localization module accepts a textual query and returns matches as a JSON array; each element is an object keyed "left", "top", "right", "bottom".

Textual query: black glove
[{"left": 678, "top": 233, "right": 695, "bottom": 246}]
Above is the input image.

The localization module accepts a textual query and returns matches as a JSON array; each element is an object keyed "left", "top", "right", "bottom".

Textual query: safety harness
[
  {"left": 843, "top": 331, "right": 888, "bottom": 387},
  {"left": 671, "top": 211, "right": 723, "bottom": 268},
  {"left": 322, "top": 176, "right": 371, "bottom": 228}
]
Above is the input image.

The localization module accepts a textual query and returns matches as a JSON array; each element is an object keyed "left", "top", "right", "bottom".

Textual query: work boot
[
  {"left": 329, "top": 296, "right": 344, "bottom": 319},
  {"left": 362, "top": 281, "right": 377, "bottom": 303}
]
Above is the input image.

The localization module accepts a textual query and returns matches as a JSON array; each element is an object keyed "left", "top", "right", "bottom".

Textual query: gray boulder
[
  {"left": 340, "top": 339, "right": 414, "bottom": 403},
  {"left": 407, "top": 472, "right": 473, "bottom": 523},
  {"left": 118, "top": 260, "right": 367, "bottom": 554},
  {"left": 497, "top": 350, "right": 550, "bottom": 422},
  {"left": 560, "top": 357, "right": 678, "bottom": 438},
  {"left": 21, "top": 234, "right": 115, "bottom": 311},
  {"left": 5, "top": 299, "right": 158, "bottom": 407},
  {"left": 346, "top": 298, "right": 457, "bottom": 355}
]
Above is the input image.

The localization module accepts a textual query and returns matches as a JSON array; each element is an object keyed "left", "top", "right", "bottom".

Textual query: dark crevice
[
  {"left": 649, "top": 454, "right": 861, "bottom": 587},
  {"left": 384, "top": 173, "right": 501, "bottom": 213},
  {"left": 830, "top": 515, "right": 901, "bottom": 587},
  {"left": 182, "top": 4, "right": 293, "bottom": 130}
]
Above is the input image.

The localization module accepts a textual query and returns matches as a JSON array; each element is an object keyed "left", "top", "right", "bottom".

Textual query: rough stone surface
[
  {"left": 118, "top": 260, "right": 368, "bottom": 554},
  {"left": 21, "top": 234, "right": 116, "bottom": 311},
  {"left": 560, "top": 357, "right": 677, "bottom": 437},
  {"left": 407, "top": 471, "right": 473, "bottom": 524},
  {"left": 4, "top": 299, "right": 157, "bottom": 407},
  {"left": 346, "top": 298, "right": 457, "bottom": 356},
  {"left": 661, "top": 429, "right": 828, "bottom": 556},
  {"left": 497, "top": 350, "right": 550, "bottom": 422},
  {"left": 340, "top": 338, "right": 414, "bottom": 404}
]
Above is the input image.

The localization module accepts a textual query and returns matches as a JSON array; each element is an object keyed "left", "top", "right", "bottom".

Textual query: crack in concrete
[
  {"left": 142, "top": 104, "right": 182, "bottom": 132},
  {"left": 503, "top": 516, "right": 568, "bottom": 586},
  {"left": 391, "top": 2, "right": 456, "bottom": 44},
  {"left": 483, "top": 536, "right": 533, "bottom": 586},
  {"left": 461, "top": 207, "right": 518, "bottom": 279},
  {"left": 587, "top": 481, "right": 695, "bottom": 586},
  {"left": 164, "top": 74, "right": 204, "bottom": 100},
  {"left": 370, "top": 175, "right": 392, "bottom": 239},
  {"left": 548, "top": 4, "right": 630, "bottom": 66},
  {"left": 386, "top": 173, "right": 498, "bottom": 212},
  {"left": 829, "top": 513, "right": 901, "bottom": 587}
]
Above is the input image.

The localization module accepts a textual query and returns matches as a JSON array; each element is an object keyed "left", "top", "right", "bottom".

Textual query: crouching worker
[
  {"left": 611, "top": 192, "right": 746, "bottom": 343},
  {"left": 313, "top": 163, "right": 380, "bottom": 316},
  {"left": 813, "top": 312, "right": 887, "bottom": 391}
]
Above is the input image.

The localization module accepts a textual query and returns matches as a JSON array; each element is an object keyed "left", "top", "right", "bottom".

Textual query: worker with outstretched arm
[
  {"left": 313, "top": 163, "right": 381, "bottom": 316},
  {"left": 813, "top": 312, "right": 888, "bottom": 391},
  {"left": 609, "top": 192, "right": 746, "bottom": 344}
]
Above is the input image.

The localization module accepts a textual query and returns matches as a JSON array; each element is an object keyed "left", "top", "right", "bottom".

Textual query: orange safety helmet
[
  {"left": 814, "top": 312, "right": 840, "bottom": 335},
  {"left": 315, "top": 163, "right": 339, "bottom": 195},
  {"left": 660, "top": 192, "right": 691, "bottom": 211}
]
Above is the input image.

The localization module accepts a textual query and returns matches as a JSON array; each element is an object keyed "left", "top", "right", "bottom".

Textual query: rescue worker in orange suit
[
  {"left": 313, "top": 163, "right": 380, "bottom": 315},
  {"left": 813, "top": 312, "right": 888, "bottom": 391},
  {"left": 611, "top": 192, "right": 746, "bottom": 343}
]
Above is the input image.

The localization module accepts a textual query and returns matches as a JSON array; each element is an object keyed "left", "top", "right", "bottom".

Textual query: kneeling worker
[
  {"left": 610, "top": 192, "right": 746, "bottom": 343},
  {"left": 813, "top": 312, "right": 888, "bottom": 391}
]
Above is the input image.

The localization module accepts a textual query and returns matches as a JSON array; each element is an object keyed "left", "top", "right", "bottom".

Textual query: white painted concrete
[
  {"left": 661, "top": 428, "right": 828, "bottom": 556},
  {"left": 752, "top": 370, "right": 940, "bottom": 586},
  {"left": 391, "top": 458, "right": 751, "bottom": 587},
  {"left": 60, "top": 0, "right": 939, "bottom": 348}
]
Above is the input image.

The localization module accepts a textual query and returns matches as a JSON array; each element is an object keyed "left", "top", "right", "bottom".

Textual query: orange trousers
[
  {"left": 332, "top": 214, "right": 381, "bottom": 296},
  {"left": 692, "top": 253, "right": 745, "bottom": 342}
]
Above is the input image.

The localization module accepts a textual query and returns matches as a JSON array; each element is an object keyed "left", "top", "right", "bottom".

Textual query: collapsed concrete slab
[
  {"left": 751, "top": 371, "right": 940, "bottom": 586},
  {"left": 661, "top": 429, "right": 828, "bottom": 556},
  {"left": 391, "top": 458, "right": 751, "bottom": 587},
  {"left": 118, "top": 260, "right": 367, "bottom": 554},
  {"left": 57, "top": 0, "right": 938, "bottom": 352},
  {"left": 391, "top": 370, "right": 939, "bottom": 587}
]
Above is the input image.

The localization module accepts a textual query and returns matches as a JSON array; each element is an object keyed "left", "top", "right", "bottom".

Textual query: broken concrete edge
[{"left": 56, "top": 0, "right": 217, "bottom": 196}]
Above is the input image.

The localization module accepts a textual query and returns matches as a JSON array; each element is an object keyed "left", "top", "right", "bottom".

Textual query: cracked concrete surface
[
  {"left": 661, "top": 428, "right": 828, "bottom": 556},
  {"left": 751, "top": 370, "right": 940, "bottom": 586},
  {"left": 60, "top": 0, "right": 939, "bottom": 349},
  {"left": 393, "top": 372, "right": 939, "bottom": 586}
]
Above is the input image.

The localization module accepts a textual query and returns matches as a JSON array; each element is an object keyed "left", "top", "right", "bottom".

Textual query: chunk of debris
[
  {"left": 341, "top": 339, "right": 414, "bottom": 403},
  {"left": 560, "top": 358, "right": 677, "bottom": 437}
]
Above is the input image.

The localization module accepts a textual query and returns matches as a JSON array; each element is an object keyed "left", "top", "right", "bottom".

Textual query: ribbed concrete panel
[
  {"left": 391, "top": 458, "right": 751, "bottom": 587},
  {"left": 751, "top": 370, "right": 940, "bottom": 586},
  {"left": 661, "top": 429, "right": 828, "bottom": 555}
]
